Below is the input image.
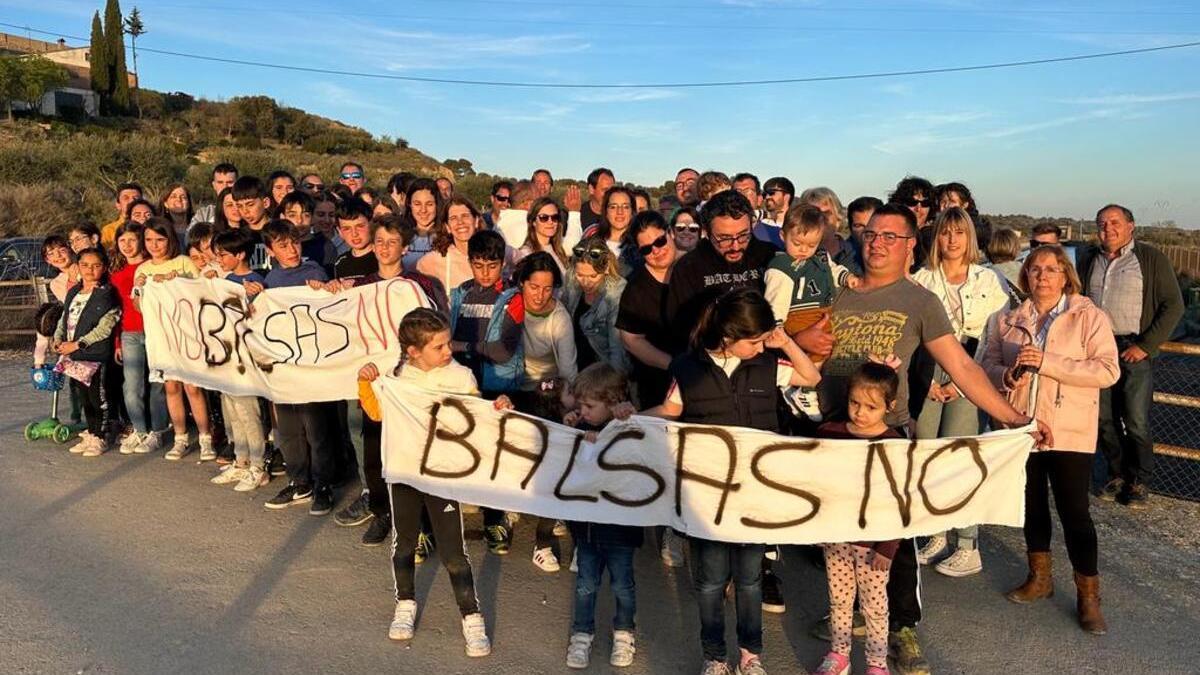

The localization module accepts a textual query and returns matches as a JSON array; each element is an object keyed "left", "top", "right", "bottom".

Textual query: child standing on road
[
  {"left": 812, "top": 362, "right": 902, "bottom": 675},
  {"left": 647, "top": 286, "right": 820, "bottom": 675},
  {"left": 560, "top": 363, "right": 640, "bottom": 670},
  {"left": 357, "top": 308, "right": 491, "bottom": 658}
]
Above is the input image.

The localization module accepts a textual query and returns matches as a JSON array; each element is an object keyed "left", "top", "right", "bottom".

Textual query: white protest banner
[
  {"left": 143, "top": 277, "right": 430, "bottom": 403},
  {"left": 377, "top": 381, "right": 1034, "bottom": 545}
]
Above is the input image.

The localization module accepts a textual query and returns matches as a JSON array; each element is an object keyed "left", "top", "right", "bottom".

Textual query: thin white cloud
[
  {"left": 484, "top": 103, "right": 578, "bottom": 125},
  {"left": 1054, "top": 92, "right": 1200, "bottom": 106},
  {"left": 588, "top": 120, "right": 682, "bottom": 140},
  {"left": 880, "top": 82, "right": 915, "bottom": 97},
  {"left": 901, "top": 111, "right": 992, "bottom": 127},
  {"left": 572, "top": 88, "right": 681, "bottom": 104},
  {"left": 365, "top": 28, "right": 591, "bottom": 71},
  {"left": 872, "top": 109, "right": 1123, "bottom": 154},
  {"left": 308, "top": 82, "right": 391, "bottom": 115}
]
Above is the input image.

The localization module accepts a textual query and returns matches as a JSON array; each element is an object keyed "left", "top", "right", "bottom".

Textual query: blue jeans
[
  {"left": 916, "top": 382, "right": 983, "bottom": 549},
  {"left": 690, "top": 537, "right": 764, "bottom": 661},
  {"left": 120, "top": 332, "right": 167, "bottom": 433},
  {"left": 1098, "top": 352, "right": 1154, "bottom": 485},
  {"left": 572, "top": 541, "right": 637, "bottom": 635}
]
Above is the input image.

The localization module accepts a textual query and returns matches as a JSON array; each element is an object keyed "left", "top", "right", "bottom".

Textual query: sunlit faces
[
  {"left": 339, "top": 164, "right": 364, "bottom": 193},
  {"left": 164, "top": 187, "right": 189, "bottom": 215},
  {"left": 1030, "top": 231, "right": 1060, "bottom": 247},
  {"left": 849, "top": 209, "right": 873, "bottom": 245},
  {"left": 521, "top": 270, "right": 556, "bottom": 314},
  {"left": 861, "top": 214, "right": 915, "bottom": 273},
  {"left": 733, "top": 178, "right": 761, "bottom": 210},
  {"left": 578, "top": 395, "right": 613, "bottom": 427},
  {"left": 68, "top": 231, "right": 95, "bottom": 253},
  {"left": 407, "top": 329, "right": 455, "bottom": 370},
  {"left": 674, "top": 169, "right": 698, "bottom": 203},
  {"left": 605, "top": 192, "right": 633, "bottom": 233},
  {"left": 784, "top": 227, "right": 823, "bottom": 262},
  {"left": 939, "top": 190, "right": 967, "bottom": 211},
  {"left": 283, "top": 203, "right": 313, "bottom": 234},
  {"left": 212, "top": 170, "right": 237, "bottom": 197},
  {"left": 143, "top": 228, "right": 172, "bottom": 261},
  {"left": 235, "top": 195, "right": 270, "bottom": 226},
  {"left": 1024, "top": 249, "right": 1068, "bottom": 300},
  {"left": 720, "top": 331, "right": 771, "bottom": 360},
  {"left": 115, "top": 188, "right": 141, "bottom": 217},
  {"left": 708, "top": 214, "right": 753, "bottom": 263},
  {"left": 266, "top": 236, "right": 302, "bottom": 268},
  {"left": 76, "top": 251, "right": 106, "bottom": 284},
  {"left": 299, "top": 174, "right": 324, "bottom": 195},
  {"left": 848, "top": 384, "right": 892, "bottom": 431},
  {"left": 905, "top": 192, "right": 932, "bottom": 227},
  {"left": 533, "top": 171, "right": 553, "bottom": 198},
  {"left": 469, "top": 257, "right": 504, "bottom": 288},
  {"left": 937, "top": 224, "right": 969, "bottom": 263},
  {"left": 763, "top": 187, "right": 790, "bottom": 216},
  {"left": 436, "top": 178, "right": 454, "bottom": 200},
  {"left": 589, "top": 173, "right": 615, "bottom": 204},
  {"left": 337, "top": 215, "right": 372, "bottom": 252},
  {"left": 270, "top": 176, "right": 295, "bottom": 205},
  {"left": 672, "top": 212, "right": 700, "bottom": 252},
  {"left": 215, "top": 247, "right": 243, "bottom": 273},
  {"left": 116, "top": 231, "right": 142, "bottom": 262},
  {"left": 634, "top": 193, "right": 650, "bottom": 213},
  {"left": 1096, "top": 206, "right": 1135, "bottom": 253},
  {"left": 221, "top": 192, "right": 241, "bottom": 225},
  {"left": 534, "top": 204, "right": 561, "bottom": 241},
  {"left": 44, "top": 244, "right": 72, "bottom": 271},
  {"left": 372, "top": 228, "right": 406, "bottom": 267},
  {"left": 409, "top": 189, "right": 437, "bottom": 231},
  {"left": 313, "top": 201, "right": 336, "bottom": 235},
  {"left": 491, "top": 187, "right": 512, "bottom": 213},
  {"left": 574, "top": 260, "right": 605, "bottom": 295},
  {"left": 129, "top": 203, "right": 154, "bottom": 225},
  {"left": 807, "top": 198, "right": 838, "bottom": 230},
  {"left": 188, "top": 242, "right": 213, "bottom": 269},
  {"left": 447, "top": 204, "right": 479, "bottom": 244},
  {"left": 637, "top": 226, "right": 676, "bottom": 270}
]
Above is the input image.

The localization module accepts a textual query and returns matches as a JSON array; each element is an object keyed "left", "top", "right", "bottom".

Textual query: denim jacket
[{"left": 562, "top": 274, "right": 630, "bottom": 374}]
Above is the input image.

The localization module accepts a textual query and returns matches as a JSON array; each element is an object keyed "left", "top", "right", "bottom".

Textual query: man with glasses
[
  {"left": 192, "top": 163, "right": 238, "bottom": 227},
  {"left": 581, "top": 167, "right": 615, "bottom": 231},
  {"left": 339, "top": 161, "right": 366, "bottom": 195},
  {"left": 483, "top": 180, "right": 513, "bottom": 230},
  {"left": 799, "top": 202, "right": 1051, "bottom": 675},
  {"left": 666, "top": 190, "right": 776, "bottom": 348},
  {"left": 100, "top": 182, "right": 144, "bottom": 249},
  {"left": 1019, "top": 222, "right": 1077, "bottom": 268},
  {"left": 753, "top": 176, "right": 794, "bottom": 249},
  {"left": 1078, "top": 204, "right": 1183, "bottom": 508},
  {"left": 298, "top": 173, "right": 325, "bottom": 196},
  {"left": 659, "top": 167, "right": 700, "bottom": 218}
]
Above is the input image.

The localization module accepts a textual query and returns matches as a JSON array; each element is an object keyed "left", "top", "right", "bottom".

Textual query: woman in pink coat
[{"left": 979, "top": 245, "right": 1118, "bottom": 636}]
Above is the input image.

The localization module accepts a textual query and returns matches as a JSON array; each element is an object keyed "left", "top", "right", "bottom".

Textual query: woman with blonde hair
[
  {"left": 911, "top": 207, "right": 1012, "bottom": 577},
  {"left": 563, "top": 236, "right": 629, "bottom": 374}
]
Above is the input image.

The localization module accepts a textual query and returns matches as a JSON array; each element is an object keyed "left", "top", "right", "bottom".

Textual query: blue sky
[{"left": 5, "top": 0, "right": 1200, "bottom": 225}]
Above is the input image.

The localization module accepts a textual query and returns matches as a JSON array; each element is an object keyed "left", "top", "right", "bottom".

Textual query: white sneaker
[
  {"left": 235, "top": 465, "right": 269, "bottom": 492},
  {"left": 461, "top": 613, "right": 491, "bottom": 657},
  {"left": 81, "top": 435, "right": 107, "bottom": 457},
  {"left": 137, "top": 430, "right": 164, "bottom": 454},
  {"left": 165, "top": 434, "right": 191, "bottom": 461},
  {"left": 935, "top": 547, "right": 983, "bottom": 577},
  {"left": 783, "top": 386, "right": 823, "bottom": 422},
  {"left": 566, "top": 632, "right": 593, "bottom": 669},
  {"left": 610, "top": 630, "right": 636, "bottom": 667},
  {"left": 70, "top": 431, "right": 96, "bottom": 454},
  {"left": 197, "top": 433, "right": 216, "bottom": 462},
  {"left": 118, "top": 431, "right": 144, "bottom": 455},
  {"left": 211, "top": 464, "right": 248, "bottom": 486},
  {"left": 388, "top": 599, "right": 417, "bottom": 640},
  {"left": 661, "top": 528, "right": 686, "bottom": 568},
  {"left": 532, "top": 546, "right": 560, "bottom": 572},
  {"left": 916, "top": 534, "right": 948, "bottom": 565}
]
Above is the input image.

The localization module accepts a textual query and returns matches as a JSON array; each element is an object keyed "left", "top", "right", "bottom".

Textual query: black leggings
[
  {"left": 1024, "top": 452, "right": 1098, "bottom": 576},
  {"left": 389, "top": 483, "right": 479, "bottom": 616},
  {"left": 72, "top": 361, "right": 114, "bottom": 443}
]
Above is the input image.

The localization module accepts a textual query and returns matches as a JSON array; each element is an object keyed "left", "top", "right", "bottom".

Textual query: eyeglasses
[
  {"left": 493, "top": 194, "right": 511, "bottom": 202},
  {"left": 573, "top": 245, "right": 609, "bottom": 263},
  {"left": 535, "top": 212, "right": 561, "bottom": 223},
  {"left": 340, "top": 172, "right": 363, "bottom": 180},
  {"left": 674, "top": 224, "right": 700, "bottom": 234},
  {"left": 1029, "top": 240, "right": 1058, "bottom": 249},
  {"left": 1028, "top": 266, "right": 1064, "bottom": 277},
  {"left": 902, "top": 198, "right": 933, "bottom": 208},
  {"left": 861, "top": 230, "right": 914, "bottom": 245},
  {"left": 68, "top": 234, "right": 92, "bottom": 244},
  {"left": 710, "top": 230, "right": 751, "bottom": 247},
  {"left": 637, "top": 234, "right": 670, "bottom": 256},
  {"left": 302, "top": 182, "right": 324, "bottom": 191},
  {"left": 763, "top": 188, "right": 785, "bottom": 196}
]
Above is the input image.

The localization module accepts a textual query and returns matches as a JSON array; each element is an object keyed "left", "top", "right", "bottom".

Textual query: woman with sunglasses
[
  {"left": 670, "top": 206, "right": 702, "bottom": 253},
  {"left": 514, "top": 197, "right": 569, "bottom": 273},
  {"left": 889, "top": 175, "right": 936, "bottom": 270},
  {"left": 563, "top": 236, "right": 629, "bottom": 374}
]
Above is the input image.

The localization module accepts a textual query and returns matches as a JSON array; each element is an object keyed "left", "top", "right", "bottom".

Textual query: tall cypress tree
[
  {"left": 103, "top": 0, "right": 130, "bottom": 111},
  {"left": 89, "top": 11, "right": 109, "bottom": 97}
]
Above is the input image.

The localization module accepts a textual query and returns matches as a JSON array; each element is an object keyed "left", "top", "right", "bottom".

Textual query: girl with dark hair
[
  {"left": 890, "top": 175, "right": 936, "bottom": 269},
  {"left": 267, "top": 170, "right": 296, "bottom": 209},
  {"left": 159, "top": 183, "right": 194, "bottom": 243},
  {"left": 54, "top": 247, "right": 121, "bottom": 457},
  {"left": 583, "top": 186, "right": 636, "bottom": 261},
  {"left": 41, "top": 235, "right": 79, "bottom": 303},
  {"left": 514, "top": 197, "right": 569, "bottom": 273},
  {"left": 645, "top": 286, "right": 819, "bottom": 675},
  {"left": 214, "top": 187, "right": 242, "bottom": 231},
  {"left": 401, "top": 178, "right": 444, "bottom": 272},
  {"left": 418, "top": 196, "right": 500, "bottom": 291},
  {"left": 68, "top": 223, "right": 102, "bottom": 254}
]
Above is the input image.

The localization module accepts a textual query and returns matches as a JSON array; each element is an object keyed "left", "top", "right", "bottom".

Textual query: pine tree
[
  {"left": 89, "top": 11, "right": 109, "bottom": 97},
  {"left": 104, "top": 0, "right": 130, "bottom": 112},
  {"left": 123, "top": 7, "right": 145, "bottom": 117}
]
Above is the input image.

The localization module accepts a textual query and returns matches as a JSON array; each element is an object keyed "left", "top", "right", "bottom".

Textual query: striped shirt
[{"left": 1087, "top": 239, "right": 1142, "bottom": 335}]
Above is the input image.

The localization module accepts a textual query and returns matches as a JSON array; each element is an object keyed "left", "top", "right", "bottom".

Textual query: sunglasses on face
[
  {"left": 902, "top": 198, "right": 933, "bottom": 208},
  {"left": 573, "top": 245, "right": 609, "bottom": 263},
  {"left": 674, "top": 224, "right": 700, "bottom": 234},
  {"left": 637, "top": 234, "right": 670, "bottom": 256},
  {"left": 493, "top": 194, "right": 511, "bottom": 202},
  {"left": 536, "top": 212, "right": 561, "bottom": 223},
  {"left": 763, "top": 188, "right": 784, "bottom": 196},
  {"left": 340, "top": 172, "right": 363, "bottom": 180},
  {"left": 302, "top": 182, "right": 324, "bottom": 191}
]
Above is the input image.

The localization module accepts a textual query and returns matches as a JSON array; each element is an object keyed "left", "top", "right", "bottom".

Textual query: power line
[{"left": 3, "top": 21, "right": 1197, "bottom": 90}]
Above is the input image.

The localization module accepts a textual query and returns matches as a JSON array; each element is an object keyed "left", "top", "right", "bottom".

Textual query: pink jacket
[{"left": 979, "top": 294, "right": 1119, "bottom": 454}]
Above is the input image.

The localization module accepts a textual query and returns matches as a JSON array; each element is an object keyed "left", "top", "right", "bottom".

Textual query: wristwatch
[{"left": 77, "top": 339, "right": 90, "bottom": 350}]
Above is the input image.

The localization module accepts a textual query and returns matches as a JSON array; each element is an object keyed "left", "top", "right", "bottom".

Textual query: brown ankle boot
[
  {"left": 1074, "top": 572, "right": 1108, "bottom": 635},
  {"left": 1005, "top": 551, "right": 1053, "bottom": 603}
]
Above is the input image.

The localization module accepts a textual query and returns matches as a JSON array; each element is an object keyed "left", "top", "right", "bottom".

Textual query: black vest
[{"left": 669, "top": 350, "right": 779, "bottom": 432}]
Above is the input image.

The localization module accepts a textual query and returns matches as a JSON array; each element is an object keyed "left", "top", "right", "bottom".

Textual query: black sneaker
[
  {"left": 1098, "top": 478, "right": 1123, "bottom": 502},
  {"left": 335, "top": 492, "right": 373, "bottom": 527},
  {"left": 309, "top": 486, "right": 335, "bottom": 516},
  {"left": 362, "top": 513, "right": 392, "bottom": 547},
  {"left": 810, "top": 612, "right": 868, "bottom": 642},
  {"left": 1119, "top": 482, "right": 1151, "bottom": 509},
  {"left": 265, "top": 483, "right": 313, "bottom": 510},
  {"left": 267, "top": 445, "right": 287, "bottom": 477},
  {"left": 484, "top": 524, "right": 512, "bottom": 555},
  {"left": 761, "top": 570, "right": 786, "bottom": 614}
]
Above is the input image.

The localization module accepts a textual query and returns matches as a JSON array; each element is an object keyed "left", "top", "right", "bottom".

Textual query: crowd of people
[{"left": 31, "top": 160, "right": 1185, "bottom": 675}]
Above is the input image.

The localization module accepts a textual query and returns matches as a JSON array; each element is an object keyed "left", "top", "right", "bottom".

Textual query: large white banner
[
  {"left": 143, "top": 277, "right": 430, "bottom": 403},
  {"left": 377, "top": 381, "right": 1034, "bottom": 545}
]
